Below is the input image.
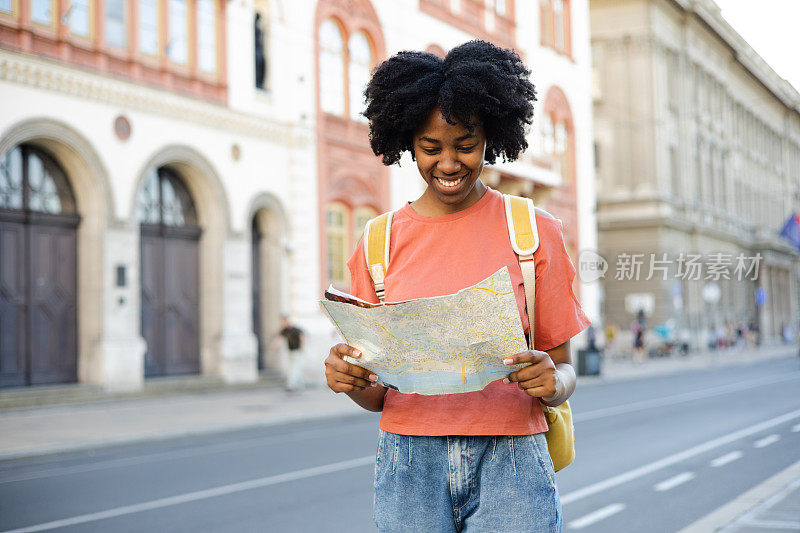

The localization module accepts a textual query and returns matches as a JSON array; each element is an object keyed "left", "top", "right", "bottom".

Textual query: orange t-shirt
[{"left": 346, "top": 187, "right": 591, "bottom": 436}]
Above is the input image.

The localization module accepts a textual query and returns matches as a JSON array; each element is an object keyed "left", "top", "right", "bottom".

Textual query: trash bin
[{"left": 577, "top": 349, "right": 602, "bottom": 376}]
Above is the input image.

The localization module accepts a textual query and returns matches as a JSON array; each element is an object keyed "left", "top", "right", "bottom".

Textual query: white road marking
[
  {"left": 654, "top": 472, "right": 695, "bottom": 492},
  {"left": 0, "top": 455, "right": 374, "bottom": 533},
  {"left": 710, "top": 451, "right": 743, "bottom": 467},
  {"left": 568, "top": 503, "right": 626, "bottom": 529},
  {"left": 561, "top": 408, "right": 800, "bottom": 505},
  {"left": 791, "top": 423, "right": 800, "bottom": 433},
  {"left": 574, "top": 374, "right": 799, "bottom": 422},
  {"left": 754, "top": 434, "right": 780, "bottom": 448}
]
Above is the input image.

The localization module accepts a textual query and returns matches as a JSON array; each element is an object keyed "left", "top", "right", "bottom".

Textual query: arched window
[
  {"left": 348, "top": 31, "right": 372, "bottom": 121},
  {"left": 319, "top": 19, "right": 346, "bottom": 116},
  {"left": 0, "top": 146, "right": 76, "bottom": 214},
  {"left": 136, "top": 168, "right": 197, "bottom": 227},
  {"left": 352, "top": 205, "right": 377, "bottom": 251}
]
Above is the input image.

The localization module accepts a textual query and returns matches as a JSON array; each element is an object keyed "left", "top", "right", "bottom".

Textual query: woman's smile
[{"left": 433, "top": 173, "right": 467, "bottom": 190}]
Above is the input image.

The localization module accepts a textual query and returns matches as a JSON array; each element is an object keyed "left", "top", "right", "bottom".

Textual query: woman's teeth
[{"left": 436, "top": 176, "right": 464, "bottom": 188}]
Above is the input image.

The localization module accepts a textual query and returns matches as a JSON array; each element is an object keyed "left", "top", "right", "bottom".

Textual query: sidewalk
[
  {"left": 0, "top": 344, "right": 796, "bottom": 461},
  {"left": 587, "top": 342, "right": 797, "bottom": 383},
  {"left": 679, "top": 460, "right": 800, "bottom": 533}
]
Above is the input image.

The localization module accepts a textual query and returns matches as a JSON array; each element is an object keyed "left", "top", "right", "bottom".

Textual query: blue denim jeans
[{"left": 373, "top": 431, "right": 562, "bottom": 532}]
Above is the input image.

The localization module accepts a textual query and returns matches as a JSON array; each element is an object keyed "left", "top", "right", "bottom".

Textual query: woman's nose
[{"left": 437, "top": 154, "right": 461, "bottom": 174}]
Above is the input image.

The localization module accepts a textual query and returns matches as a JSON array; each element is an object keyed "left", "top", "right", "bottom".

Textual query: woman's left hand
[{"left": 503, "top": 350, "right": 559, "bottom": 399}]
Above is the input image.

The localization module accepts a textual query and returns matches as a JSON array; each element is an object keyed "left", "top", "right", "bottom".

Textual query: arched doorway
[
  {"left": 0, "top": 145, "right": 79, "bottom": 387},
  {"left": 251, "top": 206, "right": 283, "bottom": 370},
  {"left": 137, "top": 167, "right": 201, "bottom": 377}
]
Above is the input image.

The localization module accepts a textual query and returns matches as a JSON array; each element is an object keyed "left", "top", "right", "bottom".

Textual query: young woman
[{"left": 323, "top": 40, "right": 590, "bottom": 532}]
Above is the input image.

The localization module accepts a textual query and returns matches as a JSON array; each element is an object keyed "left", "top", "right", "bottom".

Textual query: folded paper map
[{"left": 319, "top": 266, "right": 528, "bottom": 395}]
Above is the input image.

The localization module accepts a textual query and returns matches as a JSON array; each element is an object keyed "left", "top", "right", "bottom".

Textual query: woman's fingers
[
  {"left": 502, "top": 349, "right": 549, "bottom": 366},
  {"left": 330, "top": 371, "right": 373, "bottom": 389},
  {"left": 335, "top": 343, "right": 362, "bottom": 359},
  {"left": 519, "top": 385, "right": 554, "bottom": 398},
  {"left": 515, "top": 378, "right": 557, "bottom": 398},
  {"left": 503, "top": 350, "right": 555, "bottom": 384},
  {"left": 324, "top": 344, "right": 378, "bottom": 393}
]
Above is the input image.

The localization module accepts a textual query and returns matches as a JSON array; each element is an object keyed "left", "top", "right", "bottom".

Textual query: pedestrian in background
[
  {"left": 323, "top": 40, "right": 590, "bottom": 531},
  {"left": 631, "top": 309, "right": 647, "bottom": 363},
  {"left": 279, "top": 316, "right": 305, "bottom": 392}
]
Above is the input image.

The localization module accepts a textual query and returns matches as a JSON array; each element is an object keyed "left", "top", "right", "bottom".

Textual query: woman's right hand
[{"left": 324, "top": 343, "right": 378, "bottom": 393}]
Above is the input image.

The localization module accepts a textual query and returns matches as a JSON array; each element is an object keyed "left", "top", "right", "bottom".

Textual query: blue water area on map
[{"left": 374, "top": 367, "right": 510, "bottom": 395}]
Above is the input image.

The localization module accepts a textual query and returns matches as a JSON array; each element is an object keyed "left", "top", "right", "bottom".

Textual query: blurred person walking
[
  {"left": 279, "top": 316, "right": 305, "bottom": 392},
  {"left": 631, "top": 310, "right": 647, "bottom": 363}
]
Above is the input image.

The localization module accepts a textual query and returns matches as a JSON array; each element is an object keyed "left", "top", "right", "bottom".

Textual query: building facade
[
  {"left": 591, "top": 0, "right": 800, "bottom": 347},
  {"left": 0, "top": 0, "right": 597, "bottom": 390}
]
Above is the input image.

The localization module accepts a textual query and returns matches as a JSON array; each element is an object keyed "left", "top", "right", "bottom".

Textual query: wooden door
[
  {"left": 0, "top": 216, "right": 26, "bottom": 388},
  {"left": 28, "top": 216, "right": 78, "bottom": 384},
  {"left": 0, "top": 146, "right": 79, "bottom": 387},
  {"left": 138, "top": 168, "right": 201, "bottom": 377}
]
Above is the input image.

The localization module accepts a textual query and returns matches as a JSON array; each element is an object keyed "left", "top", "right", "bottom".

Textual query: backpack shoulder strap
[
  {"left": 502, "top": 194, "right": 540, "bottom": 350},
  {"left": 503, "top": 194, "right": 540, "bottom": 257},
  {"left": 363, "top": 210, "right": 394, "bottom": 302}
]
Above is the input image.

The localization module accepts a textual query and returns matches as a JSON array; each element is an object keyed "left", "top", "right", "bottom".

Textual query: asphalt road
[{"left": 1, "top": 356, "right": 799, "bottom": 532}]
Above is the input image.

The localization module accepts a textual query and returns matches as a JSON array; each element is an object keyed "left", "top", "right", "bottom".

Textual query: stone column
[
  {"left": 92, "top": 224, "right": 146, "bottom": 392},
  {"left": 218, "top": 236, "right": 259, "bottom": 383}
]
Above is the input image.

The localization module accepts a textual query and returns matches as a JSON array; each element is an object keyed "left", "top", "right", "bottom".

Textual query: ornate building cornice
[
  {"left": 0, "top": 50, "right": 313, "bottom": 147},
  {"left": 671, "top": 0, "right": 800, "bottom": 115}
]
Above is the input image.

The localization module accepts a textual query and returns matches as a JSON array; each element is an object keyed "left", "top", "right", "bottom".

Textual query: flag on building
[{"left": 779, "top": 212, "right": 800, "bottom": 252}]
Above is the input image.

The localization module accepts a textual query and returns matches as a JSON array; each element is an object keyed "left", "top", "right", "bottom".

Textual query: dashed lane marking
[
  {"left": 561, "top": 408, "right": 800, "bottom": 505},
  {"left": 654, "top": 472, "right": 695, "bottom": 492},
  {"left": 0, "top": 455, "right": 375, "bottom": 533},
  {"left": 791, "top": 423, "right": 800, "bottom": 433},
  {"left": 754, "top": 434, "right": 780, "bottom": 448},
  {"left": 568, "top": 503, "right": 626, "bottom": 529},
  {"left": 710, "top": 451, "right": 743, "bottom": 468}
]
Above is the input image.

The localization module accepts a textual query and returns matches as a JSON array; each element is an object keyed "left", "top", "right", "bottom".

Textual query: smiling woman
[{"left": 323, "top": 40, "right": 591, "bottom": 532}]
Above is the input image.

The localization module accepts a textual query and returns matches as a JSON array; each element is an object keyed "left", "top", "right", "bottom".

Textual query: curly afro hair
[{"left": 363, "top": 40, "right": 536, "bottom": 166}]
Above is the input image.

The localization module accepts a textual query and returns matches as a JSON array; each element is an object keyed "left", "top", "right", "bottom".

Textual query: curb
[
  {"left": 0, "top": 404, "right": 370, "bottom": 462},
  {"left": 677, "top": 459, "right": 800, "bottom": 533}
]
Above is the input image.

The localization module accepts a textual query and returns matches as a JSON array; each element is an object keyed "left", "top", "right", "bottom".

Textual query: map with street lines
[{"left": 319, "top": 267, "right": 528, "bottom": 395}]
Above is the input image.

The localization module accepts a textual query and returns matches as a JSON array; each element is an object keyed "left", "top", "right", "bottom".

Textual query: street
[{"left": 1, "top": 356, "right": 799, "bottom": 532}]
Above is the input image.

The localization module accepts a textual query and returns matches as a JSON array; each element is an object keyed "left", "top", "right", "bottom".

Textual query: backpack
[{"left": 361, "top": 193, "right": 575, "bottom": 472}]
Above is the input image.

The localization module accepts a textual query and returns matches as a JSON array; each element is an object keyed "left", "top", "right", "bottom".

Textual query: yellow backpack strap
[
  {"left": 503, "top": 194, "right": 539, "bottom": 350},
  {"left": 363, "top": 211, "right": 394, "bottom": 302},
  {"left": 503, "top": 194, "right": 540, "bottom": 258}
]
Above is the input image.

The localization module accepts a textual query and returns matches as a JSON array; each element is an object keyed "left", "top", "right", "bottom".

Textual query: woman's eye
[
  {"left": 458, "top": 145, "right": 477, "bottom": 152},
  {"left": 421, "top": 148, "right": 439, "bottom": 155}
]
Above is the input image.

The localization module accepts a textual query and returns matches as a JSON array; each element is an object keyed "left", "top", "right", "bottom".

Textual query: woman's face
[{"left": 413, "top": 107, "right": 487, "bottom": 215}]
